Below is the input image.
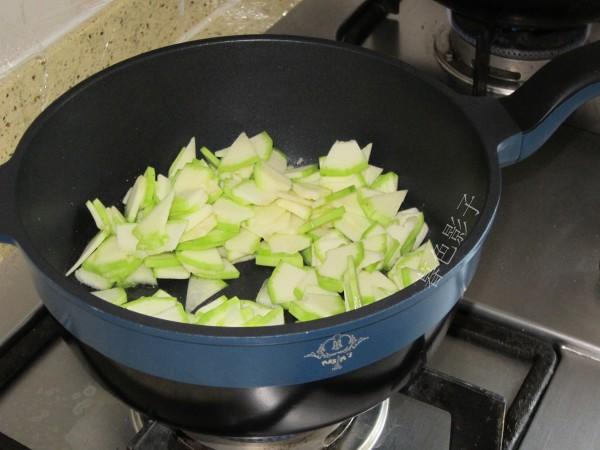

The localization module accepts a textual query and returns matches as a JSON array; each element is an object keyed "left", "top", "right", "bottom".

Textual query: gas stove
[{"left": 2, "top": 1, "right": 600, "bottom": 449}]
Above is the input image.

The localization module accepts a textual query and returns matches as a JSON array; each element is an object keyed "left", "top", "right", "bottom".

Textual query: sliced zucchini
[
  {"left": 177, "top": 248, "right": 224, "bottom": 271},
  {"left": 200, "top": 146, "right": 220, "bottom": 167},
  {"left": 320, "top": 140, "right": 367, "bottom": 176},
  {"left": 92, "top": 287, "right": 127, "bottom": 305},
  {"left": 285, "top": 164, "right": 318, "bottom": 180},
  {"left": 75, "top": 268, "right": 112, "bottom": 290},
  {"left": 250, "top": 131, "right": 274, "bottom": 160},
  {"left": 266, "top": 233, "right": 311, "bottom": 254},
  {"left": 224, "top": 228, "right": 260, "bottom": 260},
  {"left": 212, "top": 197, "right": 254, "bottom": 226},
  {"left": 66, "top": 230, "right": 108, "bottom": 276},
  {"left": 219, "top": 132, "right": 258, "bottom": 173},
  {"left": 254, "top": 160, "right": 292, "bottom": 192},
  {"left": 359, "top": 190, "right": 407, "bottom": 225},
  {"left": 180, "top": 214, "right": 218, "bottom": 242},
  {"left": 288, "top": 292, "right": 345, "bottom": 322},
  {"left": 267, "top": 261, "right": 306, "bottom": 304},
  {"left": 153, "top": 265, "right": 191, "bottom": 279},
  {"left": 266, "top": 148, "right": 287, "bottom": 172},
  {"left": 185, "top": 277, "right": 227, "bottom": 312},
  {"left": 231, "top": 180, "right": 277, "bottom": 206},
  {"left": 168, "top": 137, "right": 196, "bottom": 178},
  {"left": 371, "top": 172, "right": 399, "bottom": 193},
  {"left": 125, "top": 175, "right": 147, "bottom": 222},
  {"left": 362, "top": 165, "right": 383, "bottom": 185}
]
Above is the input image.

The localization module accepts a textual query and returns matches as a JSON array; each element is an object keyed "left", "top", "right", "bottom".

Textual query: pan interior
[{"left": 15, "top": 38, "right": 490, "bottom": 311}]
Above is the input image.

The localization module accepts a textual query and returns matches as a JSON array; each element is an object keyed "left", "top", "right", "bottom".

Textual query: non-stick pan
[{"left": 0, "top": 36, "right": 599, "bottom": 436}]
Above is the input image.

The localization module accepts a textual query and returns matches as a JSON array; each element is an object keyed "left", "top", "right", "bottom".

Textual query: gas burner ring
[
  {"left": 434, "top": 10, "right": 592, "bottom": 96},
  {"left": 450, "top": 12, "right": 591, "bottom": 60},
  {"left": 129, "top": 399, "right": 389, "bottom": 449}
]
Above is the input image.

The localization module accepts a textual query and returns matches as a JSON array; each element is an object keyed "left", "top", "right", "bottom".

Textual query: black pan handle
[
  {"left": 0, "top": 157, "right": 18, "bottom": 245},
  {"left": 336, "top": 0, "right": 401, "bottom": 45},
  {"left": 473, "top": 40, "right": 600, "bottom": 167}
]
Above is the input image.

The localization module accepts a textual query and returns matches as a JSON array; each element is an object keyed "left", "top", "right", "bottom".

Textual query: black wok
[{"left": 0, "top": 36, "right": 599, "bottom": 436}]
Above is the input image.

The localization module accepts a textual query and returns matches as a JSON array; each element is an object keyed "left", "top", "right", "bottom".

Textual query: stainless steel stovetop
[{"left": 1, "top": 1, "right": 600, "bottom": 449}]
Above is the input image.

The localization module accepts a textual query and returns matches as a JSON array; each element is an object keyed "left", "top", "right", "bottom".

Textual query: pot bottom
[
  {"left": 65, "top": 309, "right": 453, "bottom": 436},
  {"left": 129, "top": 399, "right": 389, "bottom": 449}
]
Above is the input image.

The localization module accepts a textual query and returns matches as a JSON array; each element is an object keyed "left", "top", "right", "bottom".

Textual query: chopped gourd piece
[
  {"left": 299, "top": 206, "right": 345, "bottom": 234},
  {"left": 224, "top": 228, "right": 261, "bottom": 260},
  {"left": 185, "top": 277, "right": 227, "bottom": 312},
  {"left": 212, "top": 197, "right": 253, "bottom": 225},
  {"left": 361, "top": 143, "right": 372, "bottom": 162},
  {"left": 200, "top": 146, "right": 220, "bottom": 167},
  {"left": 183, "top": 259, "right": 240, "bottom": 280},
  {"left": 320, "top": 140, "right": 367, "bottom": 176},
  {"left": 124, "top": 297, "right": 178, "bottom": 315},
  {"left": 343, "top": 256, "right": 362, "bottom": 311},
  {"left": 275, "top": 198, "right": 311, "bottom": 220},
  {"left": 362, "top": 165, "right": 383, "bottom": 185},
  {"left": 125, "top": 176, "right": 147, "bottom": 222},
  {"left": 154, "top": 303, "right": 189, "bottom": 322},
  {"left": 92, "top": 287, "right": 127, "bottom": 305},
  {"left": 177, "top": 249, "right": 224, "bottom": 271},
  {"left": 76, "top": 267, "right": 112, "bottom": 290},
  {"left": 177, "top": 228, "right": 238, "bottom": 251},
  {"left": 153, "top": 265, "right": 190, "bottom": 280},
  {"left": 371, "top": 172, "right": 399, "bottom": 193},
  {"left": 244, "top": 306, "right": 284, "bottom": 326},
  {"left": 266, "top": 233, "right": 311, "bottom": 254},
  {"left": 255, "top": 280, "right": 273, "bottom": 306},
  {"left": 170, "top": 190, "right": 208, "bottom": 219},
  {"left": 268, "top": 262, "right": 306, "bottom": 304},
  {"left": 359, "top": 190, "right": 407, "bottom": 225},
  {"left": 266, "top": 148, "right": 287, "bottom": 172},
  {"left": 254, "top": 160, "right": 291, "bottom": 191},
  {"left": 181, "top": 214, "right": 218, "bottom": 242},
  {"left": 86, "top": 198, "right": 111, "bottom": 232},
  {"left": 286, "top": 164, "right": 318, "bottom": 179},
  {"left": 122, "top": 265, "right": 156, "bottom": 287},
  {"left": 288, "top": 292, "right": 345, "bottom": 322},
  {"left": 219, "top": 132, "right": 258, "bottom": 172},
  {"left": 154, "top": 175, "right": 172, "bottom": 202},
  {"left": 68, "top": 131, "right": 440, "bottom": 327},
  {"left": 66, "top": 230, "right": 108, "bottom": 276},
  {"left": 142, "top": 167, "right": 156, "bottom": 210},
  {"left": 231, "top": 180, "right": 277, "bottom": 206},
  {"left": 250, "top": 131, "right": 274, "bottom": 160},
  {"left": 334, "top": 211, "right": 372, "bottom": 242},
  {"left": 168, "top": 137, "right": 196, "bottom": 178},
  {"left": 135, "top": 191, "right": 174, "bottom": 251}
]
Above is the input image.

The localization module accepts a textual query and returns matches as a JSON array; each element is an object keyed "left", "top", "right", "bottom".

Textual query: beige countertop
[{"left": 0, "top": 0, "right": 302, "bottom": 262}]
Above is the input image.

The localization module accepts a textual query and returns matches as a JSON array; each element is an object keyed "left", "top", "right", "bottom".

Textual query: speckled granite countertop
[{"left": 0, "top": 0, "right": 302, "bottom": 261}]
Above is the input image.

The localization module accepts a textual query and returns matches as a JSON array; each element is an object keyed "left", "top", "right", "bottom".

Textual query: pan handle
[
  {"left": 0, "top": 157, "right": 18, "bottom": 244},
  {"left": 480, "top": 40, "right": 600, "bottom": 167}
]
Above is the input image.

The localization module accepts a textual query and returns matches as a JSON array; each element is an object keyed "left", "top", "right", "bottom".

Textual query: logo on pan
[{"left": 305, "top": 334, "right": 369, "bottom": 371}]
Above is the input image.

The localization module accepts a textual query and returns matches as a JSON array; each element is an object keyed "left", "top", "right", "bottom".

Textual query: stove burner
[
  {"left": 434, "top": 12, "right": 591, "bottom": 95},
  {"left": 128, "top": 400, "right": 389, "bottom": 450},
  {"left": 451, "top": 13, "right": 591, "bottom": 60}
]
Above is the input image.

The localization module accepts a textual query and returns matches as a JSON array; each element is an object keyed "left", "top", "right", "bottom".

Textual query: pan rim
[{"left": 11, "top": 34, "right": 501, "bottom": 340}]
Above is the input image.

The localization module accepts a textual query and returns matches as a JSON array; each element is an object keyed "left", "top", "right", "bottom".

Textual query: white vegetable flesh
[{"left": 68, "top": 132, "right": 440, "bottom": 326}]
